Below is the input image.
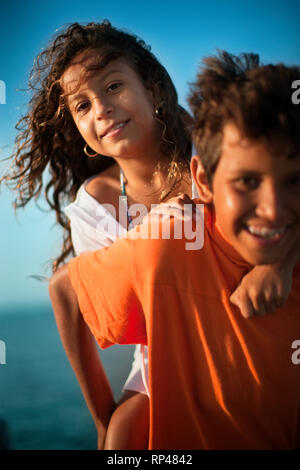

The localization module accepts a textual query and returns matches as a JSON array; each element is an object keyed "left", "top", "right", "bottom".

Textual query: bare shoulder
[{"left": 85, "top": 164, "right": 120, "bottom": 205}]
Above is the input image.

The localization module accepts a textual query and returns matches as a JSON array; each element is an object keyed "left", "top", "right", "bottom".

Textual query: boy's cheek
[{"left": 214, "top": 194, "right": 247, "bottom": 235}]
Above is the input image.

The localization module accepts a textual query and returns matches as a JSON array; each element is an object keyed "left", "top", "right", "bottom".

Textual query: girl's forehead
[
  {"left": 68, "top": 48, "right": 104, "bottom": 69},
  {"left": 61, "top": 55, "right": 135, "bottom": 94}
]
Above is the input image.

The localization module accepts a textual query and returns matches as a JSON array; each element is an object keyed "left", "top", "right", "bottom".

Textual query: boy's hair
[
  {"left": 2, "top": 21, "right": 192, "bottom": 270},
  {"left": 189, "top": 51, "right": 300, "bottom": 184}
]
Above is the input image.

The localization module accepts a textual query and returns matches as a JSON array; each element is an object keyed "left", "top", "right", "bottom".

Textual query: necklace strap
[
  {"left": 120, "top": 167, "right": 126, "bottom": 196},
  {"left": 119, "top": 168, "right": 133, "bottom": 228}
]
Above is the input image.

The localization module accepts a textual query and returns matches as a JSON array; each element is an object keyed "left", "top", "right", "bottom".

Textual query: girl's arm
[
  {"left": 230, "top": 239, "right": 300, "bottom": 318},
  {"left": 49, "top": 189, "right": 118, "bottom": 449},
  {"left": 49, "top": 265, "right": 115, "bottom": 449}
]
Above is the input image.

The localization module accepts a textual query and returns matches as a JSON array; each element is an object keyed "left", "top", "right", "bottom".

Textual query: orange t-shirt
[{"left": 68, "top": 204, "right": 300, "bottom": 449}]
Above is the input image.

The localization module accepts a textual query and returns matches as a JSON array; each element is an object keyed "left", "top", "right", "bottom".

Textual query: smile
[
  {"left": 245, "top": 225, "right": 287, "bottom": 241},
  {"left": 101, "top": 120, "right": 129, "bottom": 139}
]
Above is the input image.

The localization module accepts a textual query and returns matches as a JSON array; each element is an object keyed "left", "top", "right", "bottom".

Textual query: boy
[{"left": 67, "top": 52, "right": 300, "bottom": 449}]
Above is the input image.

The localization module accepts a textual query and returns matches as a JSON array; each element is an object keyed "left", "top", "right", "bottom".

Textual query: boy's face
[{"left": 210, "top": 123, "right": 300, "bottom": 265}]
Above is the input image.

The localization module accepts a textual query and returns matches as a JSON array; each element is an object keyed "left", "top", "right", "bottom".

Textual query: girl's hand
[
  {"left": 146, "top": 193, "right": 199, "bottom": 221},
  {"left": 230, "top": 263, "right": 294, "bottom": 318}
]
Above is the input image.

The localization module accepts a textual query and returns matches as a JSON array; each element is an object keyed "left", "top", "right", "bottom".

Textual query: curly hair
[
  {"left": 2, "top": 21, "right": 192, "bottom": 270},
  {"left": 188, "top": 50, "right": 300, "bottom": 185}
]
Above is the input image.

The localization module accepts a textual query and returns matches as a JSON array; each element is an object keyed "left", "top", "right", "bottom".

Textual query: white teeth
[
  {"left": 247, "top": 226, "right": 285, "bottom": 239},
  {"left": 106, "top": 122, "right": 125, "bottom": 135},
  {"left": 112, "top": 123, "right": 124, "bottom": 130}
]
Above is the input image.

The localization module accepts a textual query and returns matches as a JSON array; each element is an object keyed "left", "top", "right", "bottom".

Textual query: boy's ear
[{"left": 190, "top": 155, "right": 213, "bottom": 203}]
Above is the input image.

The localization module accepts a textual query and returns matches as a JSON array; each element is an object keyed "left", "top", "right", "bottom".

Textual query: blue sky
[{"left": 0, "top": 0, "right": 300, "bottom": 310}]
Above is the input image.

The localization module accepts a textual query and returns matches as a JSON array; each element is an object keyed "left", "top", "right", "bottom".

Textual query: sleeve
[
  {"left": 64, "top": 199, "right": 114, "bottom": 255},
  {"left": 68, "top": 236, "right": 147, "bottom": 349}
]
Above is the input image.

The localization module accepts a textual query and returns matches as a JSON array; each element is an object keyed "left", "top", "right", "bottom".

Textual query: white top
[
  {"left": 65, "top": 175, "right": 199, "bottom": 255},
  {"left": 64, "top": 178, "right": 128, "bottom": 255}
]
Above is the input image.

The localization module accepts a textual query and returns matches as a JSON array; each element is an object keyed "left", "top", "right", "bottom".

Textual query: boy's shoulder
[
  {"left": 128, "top": 203, "right": 211, "bottom": 252},
  {"left": 127, "top": 205, "right": 214, "bottom": 278},
  {"left": 127, "top": 204, "right": 253, "bottom": 295}
]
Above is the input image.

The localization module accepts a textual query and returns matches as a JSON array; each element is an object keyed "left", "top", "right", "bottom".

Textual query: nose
[
  {"left": 255, "top": 182, "right": 286, "bottom": 223},
  {"left": 92, "top": 97, "right": 113, "bottom": 119}
]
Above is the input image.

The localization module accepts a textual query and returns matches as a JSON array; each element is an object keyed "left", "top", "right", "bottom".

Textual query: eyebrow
[
  {"left": 66, "top": 68, "right": 125, "bottom": 107},
  {"left": 229, "top": 169, "right": 262, "bottom": 177},
  {"left": 92, "top": 68, "right": 124, "bottom": 80}
]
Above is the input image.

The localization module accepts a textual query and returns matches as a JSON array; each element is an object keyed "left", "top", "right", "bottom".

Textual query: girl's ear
[{"left": 190, "top": 155, "right": 213, "bottom": 203}]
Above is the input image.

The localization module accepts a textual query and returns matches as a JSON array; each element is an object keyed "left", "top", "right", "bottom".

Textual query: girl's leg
[
  {"left": 49, "top": 264, "right": 115, "bottom": 449},
  {"left": 104, "top": 390, "right": 149, "bottom": 450}
]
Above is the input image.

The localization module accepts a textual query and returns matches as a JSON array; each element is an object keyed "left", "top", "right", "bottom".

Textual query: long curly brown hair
[{"left": 2, "top": 21, "right": 192, "bottom": 271}]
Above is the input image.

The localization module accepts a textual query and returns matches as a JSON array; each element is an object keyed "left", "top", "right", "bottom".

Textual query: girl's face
[{"left": 61, "top": 51, "right": 160, "bottom": 160}]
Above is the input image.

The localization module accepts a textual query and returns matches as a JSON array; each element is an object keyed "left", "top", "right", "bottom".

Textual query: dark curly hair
[
  {"left": 189, "top": 50, "right": 300, "bottom": 185},
  {"left": 2, "top": 20, "right": 192, "bottom": 270}
]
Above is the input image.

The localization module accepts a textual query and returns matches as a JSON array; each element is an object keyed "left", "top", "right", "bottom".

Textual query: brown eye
[
  {"left": 287, "top": 175, "right": 300, "bottom": 188},
  {"left": 76, "top": 101, "right": 90, "bottom": 113},
  {"left": 107, "top": 82, "right": 122, "bottom": 93},
  {"left": 235, "top": 177, "right": 260, "bottom": 191}
]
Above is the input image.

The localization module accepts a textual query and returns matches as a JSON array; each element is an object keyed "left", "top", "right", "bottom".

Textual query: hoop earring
[
  {"left": 155, "top": 105, "right": 163, "bottom": 117},
  {"left": 154, "top": 105, "right": 174, "bottom": 146},
  {"left": 84, "top": 144, "right": 99, "bottom": 158}
]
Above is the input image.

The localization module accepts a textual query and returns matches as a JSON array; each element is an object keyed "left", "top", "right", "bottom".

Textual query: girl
[{"left": 2, "top": 21, "right": 294, "bottom": 449}]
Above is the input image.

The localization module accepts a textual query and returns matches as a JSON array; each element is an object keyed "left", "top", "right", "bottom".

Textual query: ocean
[{"left": 0, "top": 303, "right": 135, "bottom": 450}]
